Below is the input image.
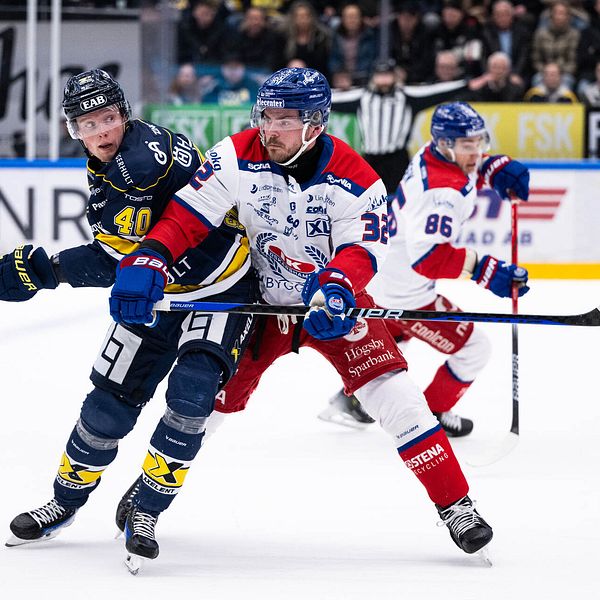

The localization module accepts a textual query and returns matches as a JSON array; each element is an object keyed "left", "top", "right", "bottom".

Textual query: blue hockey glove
[
  {"left": 109, "top": 249, "right": 168, "bottom": 324},
  {"left": 301, "top": 268, "right": 357, "bottom": 341},
  {"left": 481, "top": 155, "right": 530, "bottom": 201},
  {"left": 472, "top": 255, "right": 530, "bottom": 298},
  {"left": 0, "top": 244, "right": 58, "bottom": 301}
]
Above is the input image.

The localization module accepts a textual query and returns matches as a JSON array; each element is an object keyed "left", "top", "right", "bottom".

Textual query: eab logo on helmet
[{"left": 80, "top": 95, "right": 107, "bottom": 111}]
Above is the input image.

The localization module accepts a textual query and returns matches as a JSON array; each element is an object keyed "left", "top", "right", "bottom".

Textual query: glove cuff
[
  {"left": 317, "top": 268, "right": 354, "bottom": 294},
  {"left": 29, "top": 247, "right": 59, "bottom": 290},
  {"left": 481, "top": 154, "right": 510, "bottom": 187},
  {"left": 120, "top": 249, "right": 169, "bottom": 285},
  {"left": 471, "top": 254, "right": 499, "bottom": 287}
]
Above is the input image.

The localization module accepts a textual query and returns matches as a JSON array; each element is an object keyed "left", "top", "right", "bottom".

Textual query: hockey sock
[
  {"left": 53, "top": 419, "right": 119, "bottom": 508},
  {"left": 137, "top": 419, "right": 205, "bottom": 513},
  {"left": 424, "top": 362, "right": 472, "bottom": 413},
  {"left": 398, "top": 425, "right": 468, "bottom": 507}
]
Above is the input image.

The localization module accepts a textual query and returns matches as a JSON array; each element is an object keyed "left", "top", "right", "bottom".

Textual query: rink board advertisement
[
  {"left": 0, "top": 161, "right": 599, "bottom": 277},
  {"left": 409, "top": 103, "right": 585, "bottom": 159}
]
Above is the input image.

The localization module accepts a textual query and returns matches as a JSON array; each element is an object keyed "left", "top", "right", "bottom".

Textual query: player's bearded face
[{"left": 260, "top": 108, "right": 318, "bottom": 163}]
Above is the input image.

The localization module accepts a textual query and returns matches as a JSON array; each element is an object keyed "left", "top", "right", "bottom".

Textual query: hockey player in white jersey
[
  {"left": 109, "top": 70, "right": 494, "bottom": 561},
  {"left": 321, "top": 101, "right": 530, "bottom": 436}
]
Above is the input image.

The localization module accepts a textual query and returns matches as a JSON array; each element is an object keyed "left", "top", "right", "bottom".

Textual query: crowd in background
[{"left": 161, "top": 0, "right": 600, "bottom": 107}]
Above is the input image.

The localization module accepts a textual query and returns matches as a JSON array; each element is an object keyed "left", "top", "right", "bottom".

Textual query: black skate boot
[
  {"left": 434, "top": 411, "right": 474, "bottom": 437},
  {"left": 437, "top": 496, "right": 493, "bottom": 560},
  {"left": 6, "top": 499, "right": 78, "bottom": 547},
  {"left": 124, "top": 506, "right": 159, "bottom": 575},
  {"left": 318, "top": 390, "right": 375, "bottom": 429},
  {"left": 115, "top": 476, "right": 141, "bottom": 534}
]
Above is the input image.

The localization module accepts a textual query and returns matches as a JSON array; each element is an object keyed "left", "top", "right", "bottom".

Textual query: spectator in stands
[
  {"left": 579, "top": 60, "right": 600, "bottom": 106},
  {"left": 430, "top": 50, "right": 462, "bottom": 82},
  {"left": 524, "top": 61, "right": 579, "bottom": 102},
  {"left": 481, "top": 0, "right": 531, "bottom": 87},
  {"left": 177, "top": 0, "right": 231, "bottom": 65},
  {"left": 390, "top": 0, "right": 435, "bottom": 84},
  {"left": 167, "top": 64, "right": 205, "bottom": 105},
  {"left": 328, "top": 3, "right": 377, "bottom": 87},
  {"left": 201, "top": 53, "right": 259, "bottom": 105},
  {"left": 431, "top": 0, "right": 485, "bottom": 78},
  {"left": 227, "top": 6, "right": 283, "bottom": 73},
  {"left": 576, "top": 0, "right": 600, "bottom": 93},
  {"left": 531, "top": 0, "right": 580, "bottom": 89},
  {"left": 470, "top": 51, "right": 525, "bottom": 101},
  {"left": 279, "top": 0, "right": 331, "bottom": 78}
]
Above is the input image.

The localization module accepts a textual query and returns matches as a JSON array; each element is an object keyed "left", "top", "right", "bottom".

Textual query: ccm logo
[{"left": 80, "top": 95, "right": 107, "bottom": 110}]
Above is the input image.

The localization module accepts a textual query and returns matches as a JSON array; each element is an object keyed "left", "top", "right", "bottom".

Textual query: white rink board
[{"left": 1, "top": 161, "right": 600, "bottom": 263}]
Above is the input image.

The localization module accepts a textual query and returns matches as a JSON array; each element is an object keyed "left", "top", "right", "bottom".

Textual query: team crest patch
[{"left": 343, "top": 318, "right": 368, "bottom": 342}]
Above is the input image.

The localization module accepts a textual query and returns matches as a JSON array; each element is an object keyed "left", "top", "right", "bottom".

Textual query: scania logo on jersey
[
  {"left": 80, "top": 94, "right": 107, "bottom": 111},
  {"left": 326, "top": 173, "right": 352, "bottom": 190},
  {"left": 306, "top": 218, "right": 331, "bottom": 237},
  {"left": 247, "top": 161, "right": 272, "bottom": 171},
  {"left": 269, "top": 245, "right": 315, "bottom": 274}
]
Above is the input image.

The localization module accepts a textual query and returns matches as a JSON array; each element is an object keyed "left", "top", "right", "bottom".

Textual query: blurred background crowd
[
  {"left": 6, "top": 0, "right": 600, "bottom": 105},
  {"left": 2, "top": 0, "right": 600, "bottom": 159}
]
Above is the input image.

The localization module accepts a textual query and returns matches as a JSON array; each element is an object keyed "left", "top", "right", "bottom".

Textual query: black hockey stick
[
  {"left": 154, "top": 300, "right": 600, "bottom": 327},
  {"left": 468, "top": 199, "right": 521, "bottom": 467}
]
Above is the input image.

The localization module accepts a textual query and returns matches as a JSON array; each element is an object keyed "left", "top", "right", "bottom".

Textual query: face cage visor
[
  {"left": 438, "top": 131, "right": 491, "bottom": 154},
  {"left": 66, "top": 105, "right": 129, "bottom": 140},
  {"left": 250, "top": 105, "right": 324, "bottom": 131}
]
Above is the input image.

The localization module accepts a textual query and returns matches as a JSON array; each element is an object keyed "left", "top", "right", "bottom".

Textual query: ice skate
[
  {"left": 115, "top": 476, "right": 141, "bottom": 537},
  {"left": 6, "top": 498, "right": 78, "bottom": 547},
  {"left": 318, "top": 389, "right": 375, "bottom": 429},
  {"left": 434, "top": 411, "right": 473, "bottom": 437},
  {"left": 436, "top": 495, "right": 493, "bottom": 563},
  {"left": 124, "top": 506, "right": 159, "bottom": 575}
]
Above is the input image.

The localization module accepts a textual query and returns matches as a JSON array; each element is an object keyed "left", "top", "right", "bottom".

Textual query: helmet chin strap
[{"left": 272, "top": 123, "right": 324, "bottom": 167}]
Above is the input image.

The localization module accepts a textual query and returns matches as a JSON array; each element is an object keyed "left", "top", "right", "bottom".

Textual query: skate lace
[
  {"left": 439, "top": 411, "right": 461, "bottom": 430},
  {"left": 437, "top": 498, "right": 481, "bottom": 536},
  {"left": 277, "top": 314, "right": 298, "bottom": 334},
  {"left": 30, "top": 499, "right": 67, "bottom": 528},
  {"left": 132, "top": 511, "right": 157, "bottom": 540}
]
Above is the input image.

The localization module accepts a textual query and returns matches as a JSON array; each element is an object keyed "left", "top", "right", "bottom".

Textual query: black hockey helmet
[{"left": 63, "top": 69, "right": 131, "bottom": 139}]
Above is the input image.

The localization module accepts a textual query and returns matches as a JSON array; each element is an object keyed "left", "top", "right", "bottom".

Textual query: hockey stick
[
  {"left": 468, "top": 199, "right": 521, "bottom": 467},
  {"left": 154, "top": 300, "right": 600, "bottom": 327}
]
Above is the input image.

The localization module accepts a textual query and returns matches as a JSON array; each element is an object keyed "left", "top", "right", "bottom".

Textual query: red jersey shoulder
[
  {"left": 325, "top": 134, "right": 380, "bottom": 189},
  {"left": 230, "top": 128, "right": 266, "bottom": 161},
  {"left": 422, "top": 145, "right": 469, "bottom": 192}
]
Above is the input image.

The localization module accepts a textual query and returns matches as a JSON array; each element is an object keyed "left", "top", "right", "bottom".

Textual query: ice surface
[{"left": 1, "top": 280, "right": 599, "bottom": 598}]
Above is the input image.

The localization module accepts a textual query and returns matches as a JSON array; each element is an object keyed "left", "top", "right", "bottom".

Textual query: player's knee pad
[
  {"left": 80, "top": 386, "right": 142, "bottom": 440},
  {"left": 354, "top": 370, "right": 438, "bottom": 446},
  {"left": 166, "top": 351, "right": 222, "bottom": 420},
  {"left": 446, "top": 327, "right": 491, "bottom": 382}
]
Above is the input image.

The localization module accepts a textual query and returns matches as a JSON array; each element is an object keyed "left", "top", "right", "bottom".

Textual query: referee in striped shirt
[{"left": 332, "top": 58, "right": 475, "bottom": 195}]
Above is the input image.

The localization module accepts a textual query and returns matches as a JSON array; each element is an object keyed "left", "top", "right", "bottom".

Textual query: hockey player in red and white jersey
[
  {"left": 109, "top": 70, "right": 494, "bottom": 561},
  {"left": 322, "top": 102, "right": 530, "bottom": 436}
]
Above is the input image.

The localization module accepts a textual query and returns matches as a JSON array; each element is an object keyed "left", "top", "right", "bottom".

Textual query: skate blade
[
  {"left": 318, "top": 406, "right": 371, "bottom": 430},
  {"left": 124, "top": 553, "right": 145, "bottom": 576},
  {"left": 114, "top": 529, "right": 124, "bottom": 540},
  {"left": 5, "top": 528, "right": 62, "bottom": 548},
  {"left": 476, "top": 546, "right": 493, "bottom": 567}
]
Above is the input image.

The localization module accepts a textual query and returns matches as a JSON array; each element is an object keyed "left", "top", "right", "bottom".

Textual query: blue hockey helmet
[
  {"left": 430, "top": 102, "right": 489, "bottom": 149},
  {"left": 251, "top": 67, "right": 331, "bottom": 128}
]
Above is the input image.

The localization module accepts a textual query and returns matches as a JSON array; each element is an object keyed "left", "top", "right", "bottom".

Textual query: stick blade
[{"left": 465, "top": 432, "right": 519, "bottom": 467}]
